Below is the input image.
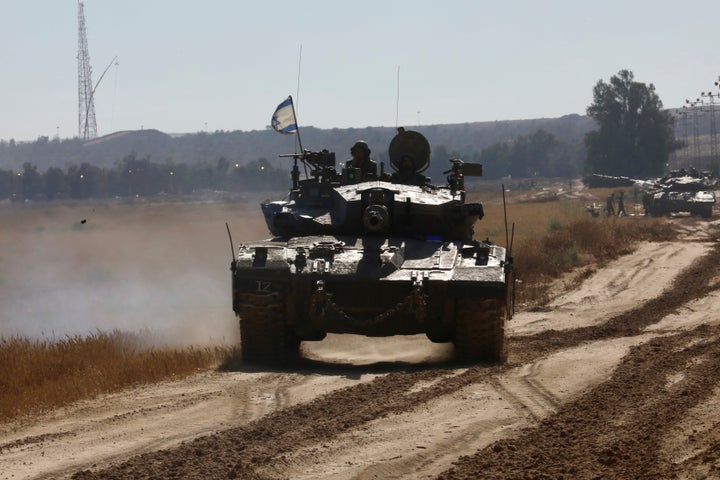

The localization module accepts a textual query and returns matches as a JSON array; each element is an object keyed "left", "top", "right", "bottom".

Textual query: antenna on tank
[
  {"left": 295, "top": 45, "right": 303, "bottom": 156},
  {"left": 502, "top": 184, "right": 516, "bottom": 319},
  {"left": 395, "top": 66, "right": 400, "bottom": 128},
  {"left": 509, "top": 223, "right": 515, "bottom": 257},
  {"left": 226, "top": 222, "right": 236, "bottom": 265},
  {"left": 502, "top": 184, "right": 510, "bottom": 251},
  {"left": 295, "top": 45, "right": 302, "bottom": 116}
]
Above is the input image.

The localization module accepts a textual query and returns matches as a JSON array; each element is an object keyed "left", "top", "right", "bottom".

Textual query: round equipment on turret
[{"left": 388, "top": 128, "right": 431, "bottom": 173}]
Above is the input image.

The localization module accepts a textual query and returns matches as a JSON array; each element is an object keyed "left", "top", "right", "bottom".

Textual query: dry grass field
[
  {"left": 472, "top": 185, "right": 677, "bottom": 305},
  {"left": 0, "top": 185, "right": 677, "bottom": 422},
  {"left": 0, "top": 331, "right": 230, "bottom": 422}
]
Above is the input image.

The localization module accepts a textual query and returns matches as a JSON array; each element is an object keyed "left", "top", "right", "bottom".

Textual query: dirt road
[{"left": 2, "top": 220, "right": 720, "bottom": 479}]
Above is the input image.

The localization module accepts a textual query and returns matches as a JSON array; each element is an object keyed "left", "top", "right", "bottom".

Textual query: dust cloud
[{"left": 0, "top": 200, "right": 270, "bottom": 346}]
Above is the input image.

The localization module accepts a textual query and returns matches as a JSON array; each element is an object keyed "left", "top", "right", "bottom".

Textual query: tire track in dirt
[
  {"left": 437, "top": 325, "right": 720, "bottom": 479},
  {"left": 435, "top": 238, "right": 720, "bottom": 479},
  {"left": 489, "top": 364, "right": 562, "bottom": 421},
  {"left": 70, "top": 242, "right": 720, "bottom": 480},
  {"left": 0, "top": 371, "right": 372, "bottom": 480},
  {"left": 510, "top": 241, "right": 720, "bottom": 365},
  {"left": 511, "top": 241, "right": 710, "bottom": 336},
  {"left": 72, "top": 368, "right": 483, "bottom": 480}
]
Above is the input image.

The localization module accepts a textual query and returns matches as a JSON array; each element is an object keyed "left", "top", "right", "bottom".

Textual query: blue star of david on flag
[{"left": 271, "top": 96, "right": 298, "bottom": 134}]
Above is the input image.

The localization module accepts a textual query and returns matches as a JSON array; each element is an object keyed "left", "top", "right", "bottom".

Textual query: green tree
[
  {"left": 479, "top": 142, "right": 510, "bottom": 179},
  {"left": 44, "top": 167, "right": 69, "bottom": 200},
  {"left": 0, "top": 169, "right": 14, "bottom": 198},
  {"left": 585, "top": 69, "right": 679, "bottom": 177},
  {"left": 477, "top": 129, "right": 575, "bottom": 179},
  {"left": 21, "top": 162, "right": 43, "bottom": 199}
]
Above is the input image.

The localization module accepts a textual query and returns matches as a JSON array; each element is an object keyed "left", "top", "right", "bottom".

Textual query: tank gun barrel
[{"left": 585, "top": 173, "right": 650, "bottom": 188}]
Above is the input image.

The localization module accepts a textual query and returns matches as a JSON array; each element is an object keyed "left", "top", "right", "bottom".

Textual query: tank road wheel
[
  {"left": 237, "top": 293, "right": 299, "bottom": 364},
  {"left": 453, "top": 298, "right": 506, "bottom": 364},
  {"left": 700, "top": 204, "right": 713, "bottom": 218}
]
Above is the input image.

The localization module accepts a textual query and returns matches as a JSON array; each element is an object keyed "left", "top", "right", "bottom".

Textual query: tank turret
[{"left": 261, "top": 128, "right": 484, "bottom": 240}]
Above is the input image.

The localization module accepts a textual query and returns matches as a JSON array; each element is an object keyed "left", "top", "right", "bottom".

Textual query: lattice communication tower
[{"left": 77, "top": 1, "right": 96, "bottom": 141}]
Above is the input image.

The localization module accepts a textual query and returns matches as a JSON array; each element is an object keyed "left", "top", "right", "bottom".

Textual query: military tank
[
  {"left": 642, "top": 169, "right": 716, "bottom": 218},
  {"left": 230, "top": 128, "right": 513, "bottom": 364}
]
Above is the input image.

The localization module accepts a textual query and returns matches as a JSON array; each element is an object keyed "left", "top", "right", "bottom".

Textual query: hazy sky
[{"left": 1, "top": 0, "right": 719, "bottom": 142}]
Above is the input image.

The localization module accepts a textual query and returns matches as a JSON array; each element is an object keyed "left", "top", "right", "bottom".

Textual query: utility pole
[
  {"left": 677, "top": 107, "right": 691, "bottom": 167},
  {"left": 686, "top": 98, "right": 702, "bottom": 165},
  {"left": 77, "top": 1, "right": 96, "bottom": 141},
  {"left": 701, "top": 91, "right": 719, "bottom": 175}
]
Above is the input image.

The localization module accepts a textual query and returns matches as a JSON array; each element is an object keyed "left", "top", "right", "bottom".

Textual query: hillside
[{"left": 0, "top": 115, "right": 596, "bottom": 177}]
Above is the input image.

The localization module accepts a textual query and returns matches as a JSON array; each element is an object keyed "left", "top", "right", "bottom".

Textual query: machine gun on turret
[
  {"left": 444, "top": 158, "right": 483, "bottom": 198},
  {"left": 280, "top": 149, "right": 339, "bottom": 191}
]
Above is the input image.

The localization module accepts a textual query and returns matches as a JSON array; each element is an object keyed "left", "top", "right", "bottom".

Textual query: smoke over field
[{"left": 0, "top": 200, "right": 269, "bottom": 345}]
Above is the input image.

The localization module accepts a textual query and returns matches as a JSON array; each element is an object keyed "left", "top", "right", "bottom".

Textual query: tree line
[
  {"left": 0, "top": 127, "right": 587, "bottom": 203},
  {"left": 0, "top": 154, "right": 287, "bottom": 201},
  {"left": 471, "top": 129, "right": 583, "bottom": 179}
]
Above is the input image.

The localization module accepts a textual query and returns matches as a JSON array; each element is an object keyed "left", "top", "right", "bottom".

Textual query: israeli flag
[{"left": 271, "top": 96, "right": 298, "bottom": 134}]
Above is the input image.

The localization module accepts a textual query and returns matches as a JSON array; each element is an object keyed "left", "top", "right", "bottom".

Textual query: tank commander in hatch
[
  {"left": 391, "top": 154, "right": 427, "bottom": 186},
  {"left": 346, "top": 140, "right": 377, "bottom": 181}
]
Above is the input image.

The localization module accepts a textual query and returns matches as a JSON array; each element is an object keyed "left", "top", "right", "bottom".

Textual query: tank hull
[
  {"left": 643, "top": 190, "right": 715, "bottom": 218},
  {"left": 232, "top": 235, "right": 510, "bottom": 361},
  {"left": 642, "top": 172, "right": 716, "bottom": 218}
]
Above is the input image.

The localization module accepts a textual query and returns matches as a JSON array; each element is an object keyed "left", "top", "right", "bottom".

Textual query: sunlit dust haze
[{"left": 0, "top": 200, "right": 270, "bottom": 345}]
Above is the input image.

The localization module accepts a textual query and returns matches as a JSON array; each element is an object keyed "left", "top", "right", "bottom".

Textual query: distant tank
[
  {"left": 643, "top": 169, "right": 716, "bottom": 218},
  {"left": 229, "top": 128, "right": 513, "bottom": 364}
]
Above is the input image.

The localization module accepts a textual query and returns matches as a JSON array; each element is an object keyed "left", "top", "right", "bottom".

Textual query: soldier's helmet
[{"left": 351, "top": 140, "right": 371, "bottom": 155}]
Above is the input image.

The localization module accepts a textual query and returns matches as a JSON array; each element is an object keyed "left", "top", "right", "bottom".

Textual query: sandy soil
[{"left": 2, "top": 202, "right": 720, "bottom": 479}]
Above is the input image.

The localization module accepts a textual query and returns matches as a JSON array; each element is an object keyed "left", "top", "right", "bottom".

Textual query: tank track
[
  {"left": 646, "top": 202, "right": 713, "bottom": 218},
  {"left": 236, "top": 292, "right": 299, "bottom": 363},
  {"left": 453, "top": 298, "right": 507, "bottom": 363},
  {"left": 698, "top": 204, "right": 713, "bottom": 218}
]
